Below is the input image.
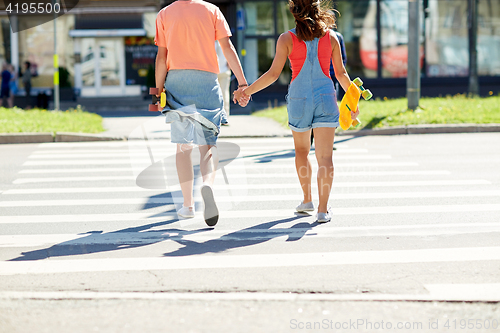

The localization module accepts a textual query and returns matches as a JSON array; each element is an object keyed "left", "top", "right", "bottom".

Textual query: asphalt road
[{"left": 0, "top": 133, "right": 499, "bottom": 332}]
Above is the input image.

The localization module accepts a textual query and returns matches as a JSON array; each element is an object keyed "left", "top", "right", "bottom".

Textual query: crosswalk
[{"left": 0, "top": 136, "right": 499, "bottom": 301}]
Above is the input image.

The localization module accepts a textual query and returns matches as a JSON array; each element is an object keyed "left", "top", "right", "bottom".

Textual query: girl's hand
[{"left": 351, "top": 105, "right": 360, "bottom": 120}]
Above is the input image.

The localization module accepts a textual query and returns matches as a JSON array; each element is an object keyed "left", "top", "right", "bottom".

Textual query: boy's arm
[
  {"left": 155, "top": 46, "right": 168, "bottom": 94},
  {"left": 218, "top": 37, "right": 247, "bottom": 87}
]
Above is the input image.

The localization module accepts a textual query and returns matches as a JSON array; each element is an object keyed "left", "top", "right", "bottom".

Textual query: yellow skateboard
[{"left": 339, "top": 77, "right": 372, "bottom": 130}]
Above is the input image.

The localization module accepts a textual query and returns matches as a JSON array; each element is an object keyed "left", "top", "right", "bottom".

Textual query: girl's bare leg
[
  {"left": 311, "top": 127, "right": 335, "bottom": 213},
  {"left": 292, "top": 129, "right": 313, "bottom": 204}
]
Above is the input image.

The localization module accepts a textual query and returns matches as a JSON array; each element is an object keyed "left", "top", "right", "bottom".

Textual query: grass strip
[
  {"left": 253, "top": 94, "right": 500, "bottom": 130},
  {"left": 0, "top": 106, "right": 104, "bottom": 134}
]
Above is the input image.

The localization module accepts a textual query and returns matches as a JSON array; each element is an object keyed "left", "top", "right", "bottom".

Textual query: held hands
[{"left": 233, "top": 87, "right": 250, "bottom": 107}]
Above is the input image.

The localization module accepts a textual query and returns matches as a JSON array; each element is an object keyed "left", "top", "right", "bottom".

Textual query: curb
[
  {"left": 1, "top": 124, "right": 499, "bottom": 143},
  {"left": 336, "top": 124, "right": 500, "bottom": 136},
  {"left": 0, "top": 132, "right": 125, "bottom": 144},
  {"left": 0, "top": 133, "right": 54, "bottom": 144},
  {"left": 55, "top": 132, "right": 126, "bottom": 142}
]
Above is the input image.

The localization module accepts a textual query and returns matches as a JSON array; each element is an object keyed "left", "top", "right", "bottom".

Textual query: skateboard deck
[
  {"left": 149, "top": 88, "right": 166, "bottom": 112},
  {"left": 339, "top": 77, "right": 372, "bottom": 130}
]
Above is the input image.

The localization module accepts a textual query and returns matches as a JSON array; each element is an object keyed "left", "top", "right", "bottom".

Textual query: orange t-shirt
[{"left": 155, "top": 0, "right": 232, "bottom": 74}]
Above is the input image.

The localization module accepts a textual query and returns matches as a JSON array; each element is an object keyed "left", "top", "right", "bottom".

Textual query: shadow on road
[
  {"left": 9, "top": 212, "right": 318, "bottom": 261},
  {"left": 163, "top": 215, "right": 319, "bottom": 257}
]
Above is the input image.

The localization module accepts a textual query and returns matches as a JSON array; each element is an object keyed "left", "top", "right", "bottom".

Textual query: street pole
[
  {"left": 468, "top": 0, "right": 479, "bottom": 96},
  {"left": 53, "top": 0, "right": 60, "bottom": 111},
  {"left": 407, "top": 0, "right": 420, "bottom": 110}
]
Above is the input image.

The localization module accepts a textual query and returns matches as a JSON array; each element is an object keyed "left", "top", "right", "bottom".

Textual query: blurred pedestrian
[
  {"left": 329, "top": 30, "right": 347, "bottom": 98},
  {"left": 0, "top": 63, "right": 12, "bottom": 108},
  {"left": 234, "top": 0, "right": 360, "bottom": 223},
  {"left": 8, "top": 64, "right": 18, "bottom": 108},
  {"left": 154, "top": 0, "right": 248, "bottom": 226},
  {"left": 22, "top": 61, "right": 32, "bottom": 109}
]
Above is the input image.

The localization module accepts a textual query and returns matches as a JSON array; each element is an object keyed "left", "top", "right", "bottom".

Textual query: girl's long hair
[{"left": 289, "top": 0, "right": 337, "bottom": 41}]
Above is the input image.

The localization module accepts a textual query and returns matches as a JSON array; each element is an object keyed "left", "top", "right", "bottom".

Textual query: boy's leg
[
  {"left": 312, "top": 127, "right": 335, "bottom": 213},
  {"left": 292, "top": 129, "right": 313, "bottom": 204},
  {"left": 198, "top": 144, "right": 219, "bottom": 226},
  {"left": 198, "top": 145, "right": 218, "bottom": 185},
  {"left": 176, "top": 143, "right": 194, "bottom": 207}
]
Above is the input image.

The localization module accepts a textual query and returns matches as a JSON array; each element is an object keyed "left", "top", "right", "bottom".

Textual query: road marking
[
  {"left": 17, "top": 162, "right": 421, "bottom": 174},
  {"left": 19, "top": 168, "right": 134, "bottom": 174},
  {"left": 12, "top": 170, "right": 452, "bottom": 184},
  {"left": 29, "top": 148, "right": 369, "bottom": 157},
  {"left": 1, "top": 286, "right": 499, "bottom": 301},
  {"left": 0, "top": 246, "right": 499, "bottom": 276},
  {"left": 2, "top": 190, "right": 500, "bottom": 207},
  {"left": 424, "top": 284, "right": 500, "bottom": 301},
  {"left": 2, "top": 180, "right": 492, "bottom": 195},
  {"left": 2, "top": 222, "right": 500, "bottom": 247},
  {"left": 1, "top": 204, "right": 499, "bottom": 224},
  {"left": 22, "top": 155, "right": 392, "bottom": 166},
  {"left": 13, "top": 176, "right": 135, "bottom": 184},
  {"left": 1, "top": 180, "right": 491, "bottom": 195},
  {"left": 2, "top": 187, "right": 154, "bottom": 195},
  {"left": 36, "top": 138, "right": 346, "bottom": 148}
]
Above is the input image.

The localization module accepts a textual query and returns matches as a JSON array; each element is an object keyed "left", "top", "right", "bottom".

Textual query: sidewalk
[
  {"left": 103, "top": 115, "right": 291, "bottom": 140},
  {"left": 1, "top": 113, "right": 499, "bottom": 144}
]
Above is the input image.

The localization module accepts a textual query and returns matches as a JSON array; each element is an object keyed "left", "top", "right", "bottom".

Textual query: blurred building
[{"left": 0, "top": 0, "right": 499, "bottom": 99}]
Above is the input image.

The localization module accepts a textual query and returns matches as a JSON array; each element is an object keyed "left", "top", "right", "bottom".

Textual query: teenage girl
[
  {"left": 155, "top": 0, "right": 249, "bottom": 226},
  {"left": 234, "top": 0, "right": 359, "bottom": 222}
]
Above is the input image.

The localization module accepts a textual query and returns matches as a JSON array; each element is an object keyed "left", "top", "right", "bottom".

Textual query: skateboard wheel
[
  {"left": 149, "top": 104, "right": 159, "bottom": 112},
  {"left": 362, "top": 89, "right": 373, "bottom": 100},
  {"left": 150, "top": 87, "right": 159, "bottom": 95},
  {"left": 352, "top": 118, "right": 361, "bottom": 128},
  {"left": 353, "top": 77, "right": 363, "bottom": 87}
]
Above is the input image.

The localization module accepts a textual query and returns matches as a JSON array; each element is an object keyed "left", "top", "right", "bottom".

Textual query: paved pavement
[
  {"left": 0, "top": 133, "right": 499, "bottom": 332},
  {"left": 2, "top": 111, "right": 500, "bottom": 144},
  {"left": 102, "top": 114, "right": 291, "bottom": 140}
]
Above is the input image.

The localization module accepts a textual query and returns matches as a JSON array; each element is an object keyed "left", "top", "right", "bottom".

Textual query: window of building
[
  {"left": 18, "top": 15, "right": 74, "bottom": 88},
  {"left": 243, "top": 2, "right": 274, "bottom": 36},
  {"left": 335, "top": 1, "right": 376, "bottom": 78},
  {"left": 477, "top": 0, "right": 500, "bottom": 76},
  {"left": 426, "top": 0, "right": 468, "bottom": 77}
]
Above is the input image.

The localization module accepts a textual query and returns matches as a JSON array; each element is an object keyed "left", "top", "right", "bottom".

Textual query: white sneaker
[
  {"left": 201, "top": 184, "right": 219, "bottom": 226},
  {"left": 317, "top": 206, "right": 332, "bottom": 223},
  {"left": 177, "top": 206, "right": 195, "bottom": 218},
  {"left": 296, "top": 201, "right": 314, "bottom": 213}
]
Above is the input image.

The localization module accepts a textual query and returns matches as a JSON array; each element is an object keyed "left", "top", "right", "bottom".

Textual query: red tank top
[{"left": 288, "top": 31, "right": 332, "bottom": 82}]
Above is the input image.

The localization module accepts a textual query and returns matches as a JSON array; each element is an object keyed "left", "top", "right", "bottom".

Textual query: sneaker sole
[
  {"left": 296, "top": 208, "right": 315, "bottom": 213},
  {"left": 201, "top": 185, "right": 219, "bottom": 226},
  {"left": 177, "top": 212, "right": 195, "bottom": 219}
]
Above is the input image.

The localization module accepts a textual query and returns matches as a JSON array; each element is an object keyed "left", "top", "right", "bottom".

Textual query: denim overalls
[{"left": 286, "top": 28, "right": 340, "bottom": 132}]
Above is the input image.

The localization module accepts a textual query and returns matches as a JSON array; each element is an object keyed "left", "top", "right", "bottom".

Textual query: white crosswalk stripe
[
  {"left": 1, "top": 137, "right": 499, "bottom": 302},
  {"left": 1, "top": 247, "right": 499, "bottom": 276},
  {"left": 2, "top": 190, "right": 500, "bottom": 207}
]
